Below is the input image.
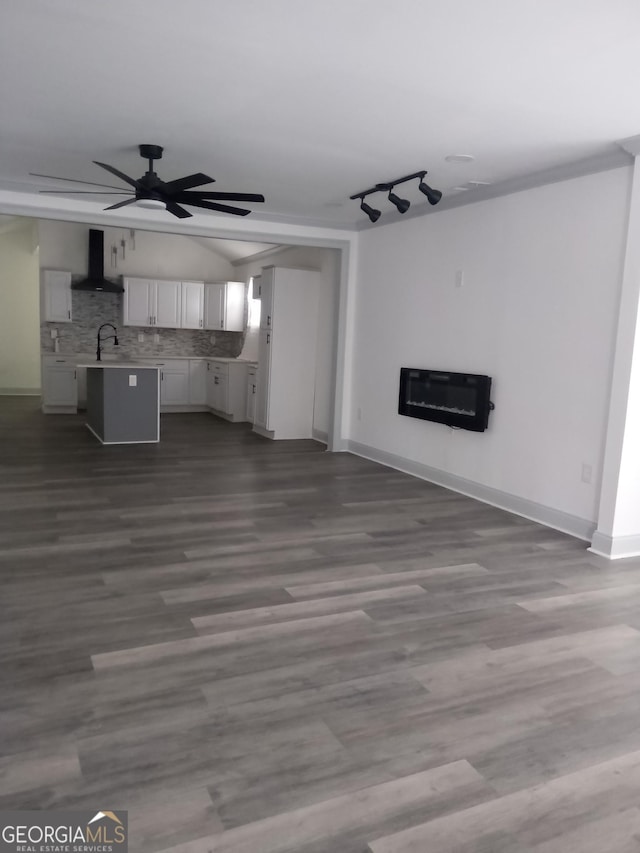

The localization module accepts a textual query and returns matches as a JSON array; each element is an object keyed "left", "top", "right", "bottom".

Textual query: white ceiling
[{"left": 2, "top": 0, "right": 640, "bottom": 229}]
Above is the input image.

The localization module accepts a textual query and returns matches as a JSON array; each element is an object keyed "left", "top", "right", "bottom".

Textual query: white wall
[
  {"left": 235, "top": 246, "right": 340, "bottom": 440},
  {"left": 0, "top": 219, "right": 41, "bottom": 392},
  {"left": 350, "top": 167, "right": 630, "bottom": 526},
  {"left": 38, "top": 220, "right": 236, "bottom": 281}
]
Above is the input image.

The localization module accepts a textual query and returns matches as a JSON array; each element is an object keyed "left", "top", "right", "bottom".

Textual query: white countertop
[
  {"left": 44, "top": 353, "right": 256, "bottom": 364},
  {"left": 78, "top": 362, "right": 160, "bottom": 370}
]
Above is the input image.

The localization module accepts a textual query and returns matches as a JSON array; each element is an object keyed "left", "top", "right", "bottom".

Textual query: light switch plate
[{"left": 129, "top": 375, "right": 137, "bottom": 387}]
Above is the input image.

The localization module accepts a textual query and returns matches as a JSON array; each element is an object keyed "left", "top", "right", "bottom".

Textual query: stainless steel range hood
[{"left": 71, "top": 229, "right": 124, "bottom": 293}]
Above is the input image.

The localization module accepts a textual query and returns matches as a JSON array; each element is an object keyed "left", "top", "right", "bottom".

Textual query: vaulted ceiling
[{"left": 2, "top": 0, "right": 640, "bottom": 229}]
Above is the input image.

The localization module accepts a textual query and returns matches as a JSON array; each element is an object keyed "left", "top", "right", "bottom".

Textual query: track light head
[
  {"left": 418, "top": 179, "right": 443, "bottom": 206},
  {"left": 388, "top": 190, "right": 410, "bottom": 214},
  {"left": 360, "top": 199, "right": 381, "bottom": 223}
]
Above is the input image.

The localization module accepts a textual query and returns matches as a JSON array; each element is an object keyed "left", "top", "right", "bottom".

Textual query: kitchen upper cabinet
[
  {"left": 204, "top": 282, "right": 245, "bottom": 332},
  {"left": 124, "top": 278, "right": 202, "bottom": 329},
  {"left": 42, "top": 270, "right": 73, "bottom": 323},
  {"left": 123, "top": 278, "right": 154, "bottom": 327},
  {"left": 155, "top": 280, "right": 182, "bottom": 328},
  {"left": 181, "top": 281, "right": 204, "bottom": 329}
]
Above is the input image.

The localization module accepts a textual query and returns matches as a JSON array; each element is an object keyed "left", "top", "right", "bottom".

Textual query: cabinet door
[
  {"left": 155, "top": 280, "right": 182, "bottom": 328},
  {"left": 204, "top": 284, "right": 225, "bottom": 330},
  {"left": 259, "top": 270, "right": 274, "bottom": 330},
  {"left": 43, "top": 365, "right": 77, "bottom": 406},
  {"left": 188, "top": 360, "right": 207, "bottom": 405},
  {"left": 206, "top": 362, "right": 217, "bottom": 408},
  {"left": 224, "top": 282, "right": 245, "bottom": 332},
  {"left": 160, "top": 368, "right": 189, "bottom": 405},
  {"left": 123, "top": 278, "right": 153, "bottom": 327},
  {"left": 181, "top": 281, "right": 204, "bottom": 329},
  {"left": 246, "top": 369, "right": 257, "bottom": 423},
  {"left": 43, "top": 271, "right": 72, "bottom": 323},
  {"left": 215, "top": 374, "right": 229, "bottom": 413},
  {"left": 254, "top": 329, "right": 272, "bottom": 428}
]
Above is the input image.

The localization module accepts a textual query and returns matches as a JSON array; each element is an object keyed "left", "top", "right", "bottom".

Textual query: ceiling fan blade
[
  {"left": 39, "top": 190, "right": 134, "bottom": 195},
  {"left": 30, "top": 172, "right": 127, "bottom": 190},
  {"left": 104, "top": 198, "right": 138, "bottom": 211},
  {"left": 175, "top": 191, "right": 265, "bottom": 203},
  {"left": 93, "top": 161, "right": 141, "bottom": 189},
  {"left": 160, "top": 173, "right": 215, "bottom": 194},
  {"left": 165, "top": 200, "right": 192, "bottom": 219},
  {"left": 178, "top": 198, "right": 251, "bottom": 216}
]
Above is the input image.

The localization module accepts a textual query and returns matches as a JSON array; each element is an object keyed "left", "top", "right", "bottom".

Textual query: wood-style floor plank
[{"left": 2, "top": 398, "right": 640, "bottom": 851}]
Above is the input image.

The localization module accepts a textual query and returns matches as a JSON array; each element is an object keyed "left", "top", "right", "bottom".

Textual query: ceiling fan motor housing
[{"left": 139, "top": 144, "right": 163, "bottom": 161}]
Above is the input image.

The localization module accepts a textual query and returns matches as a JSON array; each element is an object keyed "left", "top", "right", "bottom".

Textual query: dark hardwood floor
[{"left": 2, "top": 396, "right": 640, "bottom": 851}]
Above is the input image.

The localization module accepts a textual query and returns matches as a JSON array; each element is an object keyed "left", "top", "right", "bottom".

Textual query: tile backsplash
[{"left": 41, "top": 289, "right": 244, "bottom": 358}]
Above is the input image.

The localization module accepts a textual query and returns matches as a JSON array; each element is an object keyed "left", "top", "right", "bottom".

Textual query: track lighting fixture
[
  {"left": 418, "top": 178, "right": 443, "bottom": 206},
  {"left": 350, "top": 169, "right": 442, "bottom": 222},
  {"left": 360, "top": 199, "right": 381, "bottom": 223},
  {"left": 388, "top": 190, "right": 410, "bottom": 214}
]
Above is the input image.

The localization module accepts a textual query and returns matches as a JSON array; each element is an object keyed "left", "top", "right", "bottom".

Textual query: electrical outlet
[
  {"left": 455, "top": 270, "right": 464, "bottom": 288},
  {"left": 137, "top": 332, "right": 144, "bottom": 343},
  {"left": 581, "top": 463, "right": 592, "bottom": 484},
  {"left": 153, "top": 332, "right": 160, "bottom": 344},
  {"left": 128, "top": 374, "right": 137, "bottom": 387}
]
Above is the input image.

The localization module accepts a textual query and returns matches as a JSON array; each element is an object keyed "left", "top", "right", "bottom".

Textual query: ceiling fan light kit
[
  {"left": 32, "top": 144, "right": 265, "bottom": 220},
  {"left": 351, "top": 170, "right": 442, "bottom": 223}
]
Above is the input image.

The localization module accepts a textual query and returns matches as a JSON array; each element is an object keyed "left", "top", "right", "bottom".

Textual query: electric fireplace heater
[{"left": 398, "top": 368, "right": 493, "bottom": 432}]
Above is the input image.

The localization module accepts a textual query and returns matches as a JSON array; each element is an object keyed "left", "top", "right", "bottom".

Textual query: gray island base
[{"left": 82, "top": 364, "right": 160, "bottom": 444}]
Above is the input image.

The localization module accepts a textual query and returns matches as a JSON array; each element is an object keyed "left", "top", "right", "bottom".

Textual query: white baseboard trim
[
  {"left": 160, "top": 405, "right": 209, "bottom": 414},
  {"left": 347, "top": 440, "right": 595, "bottom": 543},
  {"left": 589, "top": 531, "right": 640, "bottom": 560},
  {"left": 312, "top": 428, "right": 328, "bottom": 445},
  {"left": 0, "top": 388, "right": 40, "bottom": 396}
]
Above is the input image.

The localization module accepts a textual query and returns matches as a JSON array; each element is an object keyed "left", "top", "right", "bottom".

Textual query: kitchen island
[{"left": 80, "top": 363, "right": 160, "bottom": 444}]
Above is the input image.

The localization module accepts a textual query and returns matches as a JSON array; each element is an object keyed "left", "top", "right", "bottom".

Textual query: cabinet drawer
[
  {"left": 145, "top": 359, "right": 186, "bottom": 372},
  {"left": 208, "top": 360, "right": 229, "bottom": 377},
  {"left": 42, "top": 356, "right": 76, "bottom": 366}
]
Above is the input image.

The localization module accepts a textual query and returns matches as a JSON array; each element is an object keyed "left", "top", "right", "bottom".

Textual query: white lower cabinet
[
  {"left": 188, "top": 359, "right": 207, "bottom": 405},
  {"left": 206, "top": 360, "right": 249, "bottom": 421},
  {"left": 145, "top": 359, "right": 189, "bottom": 406},
  {"left": 41, "top": 357, "right": 77, "bottom": 410}
]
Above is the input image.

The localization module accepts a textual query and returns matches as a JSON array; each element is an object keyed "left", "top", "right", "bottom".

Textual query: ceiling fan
[{"left": 31, "top": 144, "right": 265, "bottom": 219}]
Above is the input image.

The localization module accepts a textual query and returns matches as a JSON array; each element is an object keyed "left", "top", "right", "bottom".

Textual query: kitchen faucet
[{"left": 96, "top": 323, "right": 119, "bottom": 361}]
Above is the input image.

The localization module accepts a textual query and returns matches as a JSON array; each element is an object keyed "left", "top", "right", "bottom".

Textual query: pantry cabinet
[{"left": 253, "top": 266, "right": 320, "bottom": 440}]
